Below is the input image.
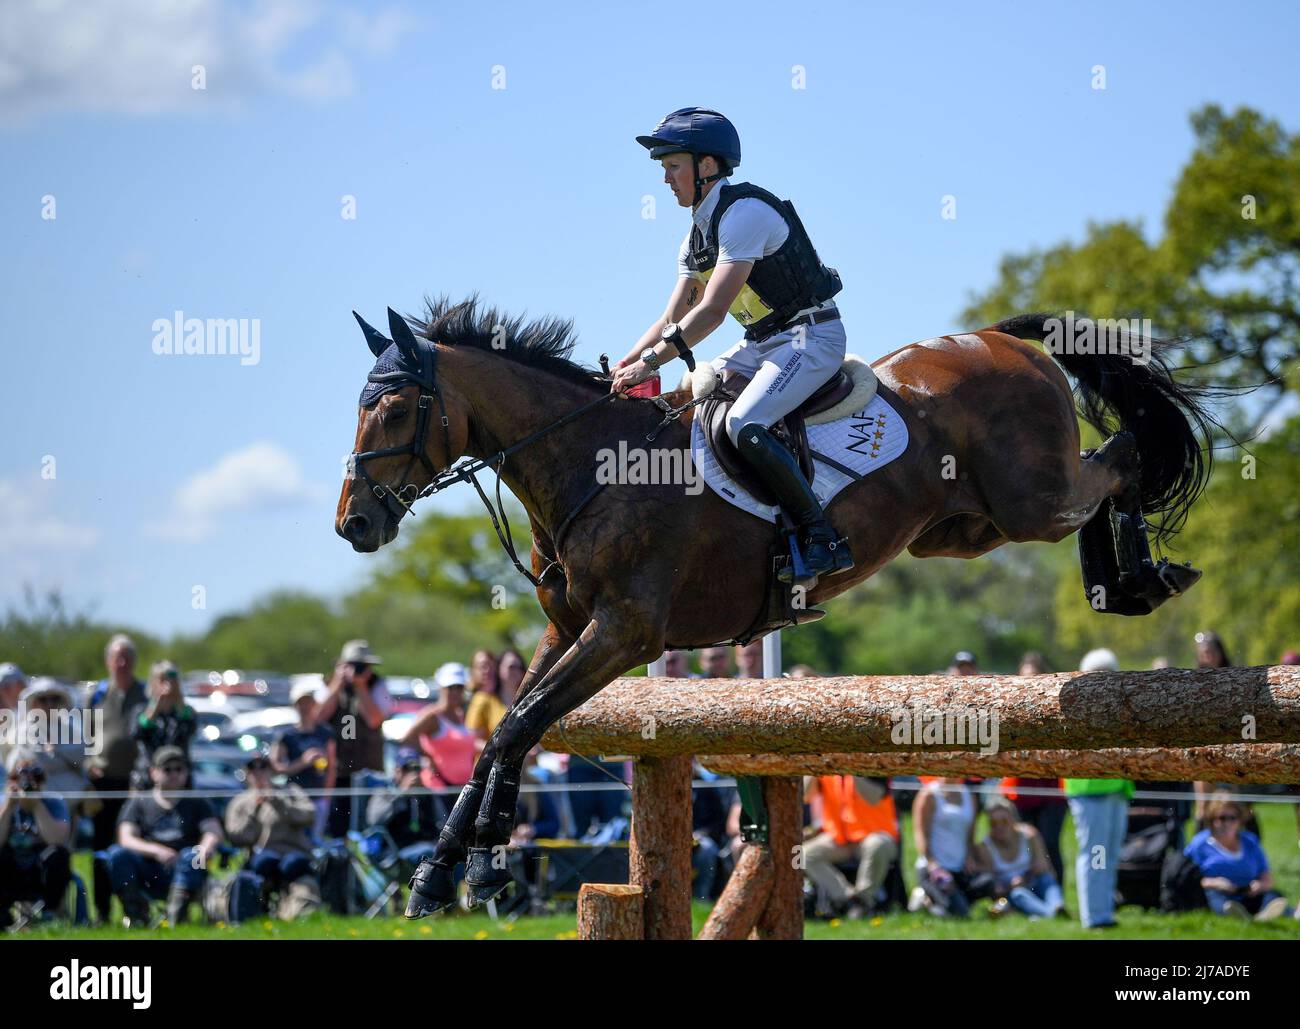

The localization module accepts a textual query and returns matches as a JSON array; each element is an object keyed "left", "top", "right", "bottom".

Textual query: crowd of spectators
[{"left": 2, "top": 629, "right": 1299, "bottom": 932}]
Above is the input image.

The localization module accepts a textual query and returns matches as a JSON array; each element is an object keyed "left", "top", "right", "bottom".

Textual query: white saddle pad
[{"left": 690, "top": 393, "right": 910, "bottom": 522}]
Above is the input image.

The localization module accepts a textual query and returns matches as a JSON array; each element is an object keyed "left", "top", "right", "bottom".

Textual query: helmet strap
[{"left": 690, "top": 153, "right": 726, "bottom": 208}]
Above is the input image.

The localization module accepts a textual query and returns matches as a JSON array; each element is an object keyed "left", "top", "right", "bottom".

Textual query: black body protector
[{"left": 685, "top": 182, "right": 842, "bottom": 341}]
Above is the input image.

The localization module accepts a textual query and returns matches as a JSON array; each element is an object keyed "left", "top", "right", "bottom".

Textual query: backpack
[
  {"left": 203, "top": 869, "right": 268, "bottom": 925},
  {"left": 1159, "top": 850, "right": 1208, "bottom": 912}
]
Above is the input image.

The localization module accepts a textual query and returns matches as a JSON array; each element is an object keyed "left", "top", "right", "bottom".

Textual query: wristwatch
[
  {"left": 660, "top": 322, "right": 696, "bottom": 372},
  {"left": 640, "top": 348, "right": 661, "bottom": 372}
]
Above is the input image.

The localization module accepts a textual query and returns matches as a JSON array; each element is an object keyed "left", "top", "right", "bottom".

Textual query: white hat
[
  {"left": 434, "top": 662, "right": 469, "bottom": 689},
  {"left": 339, "top": 639, "right": 383, "bottom": 665},
  {"left": 290, "top": 681, "right": 322, "bottom": 704},
  {"left": 19, "top": 679, "right": 75, "bottom": 707},
  {"left": 1080, "top": 648, "right": 1120, "bottom": 673},
  {"left": 0, "top": 662, "right": 25, "bottom": 686}
]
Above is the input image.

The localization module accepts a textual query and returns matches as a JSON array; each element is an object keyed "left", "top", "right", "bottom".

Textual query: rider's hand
[{"left": 610, "top": 360, "right": 654, "bottom": 394}]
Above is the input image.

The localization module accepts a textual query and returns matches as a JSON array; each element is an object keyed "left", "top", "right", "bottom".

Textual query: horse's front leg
[
  {"left": 461, "top": 607, "right": 660, "bottom": 907},
  {"left": 405, "top": 622, "right": 572, "bottom": 917}
]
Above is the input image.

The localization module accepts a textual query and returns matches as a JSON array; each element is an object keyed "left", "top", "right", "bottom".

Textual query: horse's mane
[{"left": 415, "top": 294, "right": 602, "bottom": 391}]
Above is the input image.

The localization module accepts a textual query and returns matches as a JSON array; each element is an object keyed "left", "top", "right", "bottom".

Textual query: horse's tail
[{"left": 990, "top": 312, "right": 1220, "bottom": 548}]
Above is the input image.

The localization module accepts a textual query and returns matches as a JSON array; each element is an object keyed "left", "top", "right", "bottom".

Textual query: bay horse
[{"left": 335, "top": 296, "right": 1216, "bottom": 913}]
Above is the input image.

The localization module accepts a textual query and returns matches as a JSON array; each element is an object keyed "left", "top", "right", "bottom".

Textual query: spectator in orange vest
[{"left": 802, "top": 775, "right": 899, "bottom": 917}]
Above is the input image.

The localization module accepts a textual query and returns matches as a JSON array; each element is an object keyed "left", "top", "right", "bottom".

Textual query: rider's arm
[{"left": 616, "top": 276, "right": 707, "bottom": 369}]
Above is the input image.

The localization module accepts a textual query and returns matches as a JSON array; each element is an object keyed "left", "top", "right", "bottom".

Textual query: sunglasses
[
  {"left": 1212, "top": 814, "right": 1240, "bottom": 823},
  {"left": 159, "top": 764, "right": 187, "bottom": 774}
]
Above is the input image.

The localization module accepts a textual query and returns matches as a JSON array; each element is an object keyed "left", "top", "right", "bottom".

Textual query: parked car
[
  {"left": 218, "top": 706, "right": 300, "bottom": 754},
  {"left": 188, "top": 741, "right": 250, "bottom": 817},
  {"left": 383, "top": 676, "right": 437, "bottom": 715},
  {"left": 182, "top": 669, "right": 291, "bottom": 707}
]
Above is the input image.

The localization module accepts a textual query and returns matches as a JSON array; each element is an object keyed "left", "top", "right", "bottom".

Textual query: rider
[{"left": 611, "top": 107, "right": 853, "bottom": 587}]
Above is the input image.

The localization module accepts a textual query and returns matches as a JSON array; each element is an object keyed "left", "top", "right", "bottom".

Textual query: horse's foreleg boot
[
  {"left": 403, "top": 780, "right": 485, "bottom": 917},
  {"left": 405, "top": 856, "right": 459, "bottom": 918}
]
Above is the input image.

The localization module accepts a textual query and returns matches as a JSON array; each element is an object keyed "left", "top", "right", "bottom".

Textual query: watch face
[{"left": 661, "top": 323, "right": 677, "bottom": 340}]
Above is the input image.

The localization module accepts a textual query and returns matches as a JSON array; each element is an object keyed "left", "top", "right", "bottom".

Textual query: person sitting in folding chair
[
  {"left": 365, "top": 747, "right": 447, "bottom": 872},
  {"left": 224, "top": 754, "right": 321, "bottom": 919},
  {"left": 104, "top": 746, "right": 222, "bottom": 927}
]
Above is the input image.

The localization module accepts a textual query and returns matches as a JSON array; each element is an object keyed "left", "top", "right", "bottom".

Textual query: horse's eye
[{"left": 385, "top": 404, "right": 408, "bottom": 421}]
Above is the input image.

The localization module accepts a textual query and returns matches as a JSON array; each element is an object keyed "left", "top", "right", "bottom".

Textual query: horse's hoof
[
  {"left": 464, "top": 847, "right": 512, "bottom": 908},
  {"left": 404, "top": 859, "right": 457, "bottom": 919}
]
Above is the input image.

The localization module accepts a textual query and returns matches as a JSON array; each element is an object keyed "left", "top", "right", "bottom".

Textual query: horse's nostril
[{"left": 344, "top": 514, "right": 370, "bottom": 541}]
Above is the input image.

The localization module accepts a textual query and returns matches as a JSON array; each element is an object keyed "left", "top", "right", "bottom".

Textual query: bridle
[
  {"left": 346, "top": 330, "right": 620, "bottom": 587},
  {"left": 347, "top": 339, "right": 450, "bottom": 525}
]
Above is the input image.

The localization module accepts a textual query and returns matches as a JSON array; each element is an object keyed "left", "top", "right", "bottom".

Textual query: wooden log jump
[{"left": 549, "top": 666, "right": 1300, "bottom": 940}]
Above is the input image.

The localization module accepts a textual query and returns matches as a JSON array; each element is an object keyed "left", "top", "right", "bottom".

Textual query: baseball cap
[
  {"left": 339, "top": 640, "right": 383, "bottom": 665},
  {"left": 953, "top": 651, "right": 976, "bottom": 665},
  {"left": 151, "top": 745, "right": 188, "bottom": 768},
  {"left": 0, "top": 662, "right": 26, "bottom": 685},
  {"left": 434, "top": 662, "right": 469, "bottom": 689}
]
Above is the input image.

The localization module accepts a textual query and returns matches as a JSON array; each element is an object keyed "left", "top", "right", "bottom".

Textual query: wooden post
[
  {"left": 755, "top": 776, "right": 803, "bottom": 940},
  {"left": 698, "top": 842, "right": 774, "bottom": 940},
  {"left": 577, "top": 884, "right": 644, "bottom": 940},
  {"left": 629, "top": 755, "right": 694, "bottom": 940}
]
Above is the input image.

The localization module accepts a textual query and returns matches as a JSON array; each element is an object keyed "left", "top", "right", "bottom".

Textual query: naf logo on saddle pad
[{"left": 691, "top": 393, "right": 909, "bottom": 522}]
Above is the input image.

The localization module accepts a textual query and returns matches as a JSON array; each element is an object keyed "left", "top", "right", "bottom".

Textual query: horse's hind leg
[
  {"left": 1075, "top": 433, "right": 1201, "bottom": 615},
  {"left": 405, "top": 621, "right": 573, "bottom": 918}
]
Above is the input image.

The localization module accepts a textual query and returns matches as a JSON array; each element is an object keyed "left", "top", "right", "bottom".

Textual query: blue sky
[{"left": 2, "top": 0, "right": 1297, "bottom": 637}]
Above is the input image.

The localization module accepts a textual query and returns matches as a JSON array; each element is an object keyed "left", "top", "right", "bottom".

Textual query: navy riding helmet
[{"left": 636, "top": 107, "right": 741, "bottom": 204}]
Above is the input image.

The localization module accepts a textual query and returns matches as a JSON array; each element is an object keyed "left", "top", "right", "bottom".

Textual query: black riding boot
[{"left": 736, "top": 422, "right": 854, "bottom": 588}]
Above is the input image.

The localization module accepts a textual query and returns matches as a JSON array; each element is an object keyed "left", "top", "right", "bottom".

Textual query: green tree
[
  {"left": 962, "top": 105, "right": 1300, "bottom": 399},
  {"left": 0, "top": 589, "right": 159, "bottom": 681}
]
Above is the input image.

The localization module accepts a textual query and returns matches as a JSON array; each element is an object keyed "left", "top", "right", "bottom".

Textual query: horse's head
[{"left": 335, "top": 308, "right": 470, "bottom": 552}]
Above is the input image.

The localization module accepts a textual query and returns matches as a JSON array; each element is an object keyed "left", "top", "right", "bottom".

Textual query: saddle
[{"left": 700, "top": 369, "right": 856, "bottom": 507}]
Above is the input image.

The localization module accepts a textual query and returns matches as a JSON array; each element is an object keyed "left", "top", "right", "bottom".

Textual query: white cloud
[
  {"left": 0, "top": 0, "right": 418, "bottom": 122},
  {"left": 147, "top": 441, "right": 324, "bottom": 542},
  {"left": 0, "top": 478, "right": 100, "bottom": 554}
]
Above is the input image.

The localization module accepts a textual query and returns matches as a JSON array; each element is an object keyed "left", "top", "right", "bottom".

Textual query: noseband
[{"left": 347, "top": 340, "right": 451, "bottom": 524}]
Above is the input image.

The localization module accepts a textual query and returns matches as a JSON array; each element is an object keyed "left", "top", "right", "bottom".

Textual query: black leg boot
[{"left": 736, "top": 423, "right": 854, "bottom": 588}]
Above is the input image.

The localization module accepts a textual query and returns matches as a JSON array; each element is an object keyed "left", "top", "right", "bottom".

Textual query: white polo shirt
[{"left": 676, "top": 178, "right": 790, "bottom": 276}]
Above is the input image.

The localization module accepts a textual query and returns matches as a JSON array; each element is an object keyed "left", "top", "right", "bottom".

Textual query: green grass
[{"left": 12, "top": 800, "right": 1300, "bottom": 940}]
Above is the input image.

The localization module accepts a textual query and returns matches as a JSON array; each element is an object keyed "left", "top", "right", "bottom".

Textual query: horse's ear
[
  {"left": 387, "top": 307, "right": 421, "bottom": 360},
  {"left": 353, "top": 311, "right": 391, "bottom": 358}
]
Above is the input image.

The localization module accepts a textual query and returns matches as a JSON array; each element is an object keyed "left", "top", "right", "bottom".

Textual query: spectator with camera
[
  {"left": 105, "top": 746, "right": 222, "bottom": 927},
  {"left": 15, "top": 679, "right": 99, "bottom": 823},
  {"left": 316, "top": 640, "right": 394, "bottom": 838},
  {"left": 132, "top": 660, "right": 197, "bottom": 785},
  {"left": 224, "top": 754, "right": 321, "bottom": 919},
  {"left": 365, "top": 746, "right": 447, "bottom": 869},
  {"left": 0, "top": 751, "right": 73, "bottom": 929}
]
